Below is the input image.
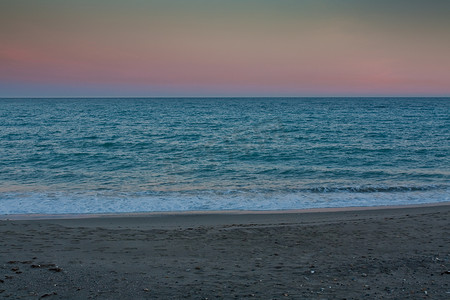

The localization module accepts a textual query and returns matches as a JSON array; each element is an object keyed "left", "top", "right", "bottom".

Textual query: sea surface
[{"left": 0, "top": 97, "right": 449, "bottom": 215}]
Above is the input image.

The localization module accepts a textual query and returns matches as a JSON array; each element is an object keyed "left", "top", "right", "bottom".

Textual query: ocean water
[{"left": 0, "top": 97, "right": 449, "bottom": 215}]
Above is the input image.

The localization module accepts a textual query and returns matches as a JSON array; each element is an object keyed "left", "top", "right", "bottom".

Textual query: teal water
[{"left": 0, "top": 98, "right": 449, "bottom": 215}]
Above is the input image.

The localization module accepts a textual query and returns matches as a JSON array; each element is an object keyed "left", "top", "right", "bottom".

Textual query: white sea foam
[{"left": 1, "top": 189, "right": 449, "bottom": 215}]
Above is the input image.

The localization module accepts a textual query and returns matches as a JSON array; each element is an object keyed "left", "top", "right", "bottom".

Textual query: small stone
[
  {"left": 48, "top": 267, "right": 62, "bottom": 272},
  {"left": 39, "top": 291, "right": 57, "bottom": 298}
]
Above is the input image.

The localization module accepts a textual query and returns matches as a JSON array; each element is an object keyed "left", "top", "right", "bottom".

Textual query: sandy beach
[{"left": 1, "top": 204, "right": 449, "bottom": 299}]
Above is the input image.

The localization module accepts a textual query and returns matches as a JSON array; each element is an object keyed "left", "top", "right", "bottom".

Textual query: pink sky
[{"left": 1, "top": 0, "right": 450, "bottom": 97}]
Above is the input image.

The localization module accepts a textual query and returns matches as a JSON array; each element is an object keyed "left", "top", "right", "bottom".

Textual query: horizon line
[{"left": 1, "top": 96, "right": 449, "bottom": 99}]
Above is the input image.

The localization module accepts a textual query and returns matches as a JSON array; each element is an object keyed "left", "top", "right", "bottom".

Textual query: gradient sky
[{"left": 1, "top": 0, "right": 450, "bottom": 97}]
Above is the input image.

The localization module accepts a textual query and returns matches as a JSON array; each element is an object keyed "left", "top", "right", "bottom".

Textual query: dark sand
[{"left": 1, "top": 204, "right": 449, "bottom": 299}]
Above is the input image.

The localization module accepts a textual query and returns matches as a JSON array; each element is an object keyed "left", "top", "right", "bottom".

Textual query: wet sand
[{"left": 1, "top": 204, "right": 449, "bottom": 299}]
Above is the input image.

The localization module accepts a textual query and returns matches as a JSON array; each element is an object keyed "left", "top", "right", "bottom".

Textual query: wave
[
  {"left": 306, "top": 185, "right": 448, "bottom": 193},
  {"left": 1, "top": 185, "right": 448, "bottom": 215},
  {"left": 145, "top": 184, "right": 448, "bottom": 195}
]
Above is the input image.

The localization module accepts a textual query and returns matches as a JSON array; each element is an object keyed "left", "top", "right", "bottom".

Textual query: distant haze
[{"left": 1, "top": 0, "right": 450, "bottom": 97}]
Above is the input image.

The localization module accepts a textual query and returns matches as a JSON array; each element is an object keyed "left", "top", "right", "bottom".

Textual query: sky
[{"left": 1, "top": 0, "right": 450, "bottom": 97}]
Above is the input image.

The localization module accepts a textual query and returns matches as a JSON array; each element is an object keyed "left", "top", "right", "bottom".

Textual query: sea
[{"left": 0, "top": 97, "right": 449, "bottom": 216}]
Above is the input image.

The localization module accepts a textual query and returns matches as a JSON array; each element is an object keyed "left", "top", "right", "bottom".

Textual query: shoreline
[
  {"left": 1, "top": 203, "right": 449, "bottom": 298},
  {"left": 2, "top": 200, "right": 450, "bottom": 221}
]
